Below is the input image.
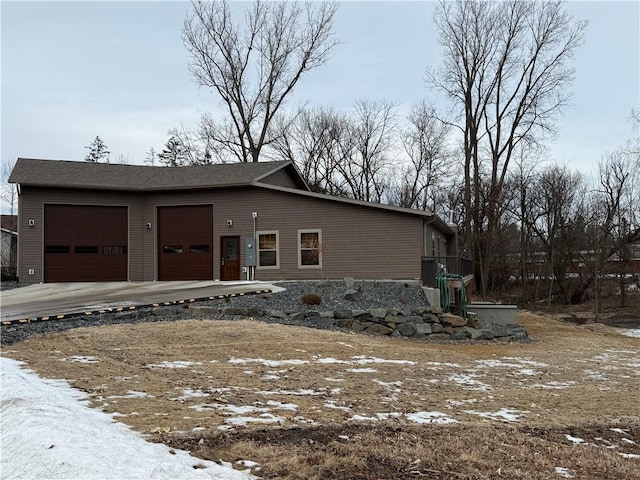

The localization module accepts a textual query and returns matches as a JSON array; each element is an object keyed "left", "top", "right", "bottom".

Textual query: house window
[
  {"left": 298, "top": 229, "right": 322, "bottom": 268},
  {"left": 163, "top": 245, "right": 183, "bottom": 254},
  {"left": 257, "top": 231, "right": 279, "bottom": 269}
]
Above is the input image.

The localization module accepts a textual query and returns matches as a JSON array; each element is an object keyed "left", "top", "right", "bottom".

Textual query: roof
[
  {"left": 1, "top": 227, "right": 18, "bottom": 236},
  {"left": 9, "top": 158, "right": 454, "bottom": 236},
  {"left": 1, "top": 215, "right": 17, "bottom": 233},
  {"left": 9, "top": 158, "right": 301, "bottom": 191}
]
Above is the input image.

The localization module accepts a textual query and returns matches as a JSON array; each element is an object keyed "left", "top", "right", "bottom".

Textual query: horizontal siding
[
  {"left": 18, "top": 185, "right": 433, "bottom": 282},
  {"left": 207, "top": 187, "right": 424, "bottom": 280},
  {"left": 259, "top": 168, "right": 301, "bottom": 189}
]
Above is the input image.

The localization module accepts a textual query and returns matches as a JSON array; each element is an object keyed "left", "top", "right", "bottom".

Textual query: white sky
[
  {"left": 0, "top": 357, "right": 255, "bottom": 480},
  {"left": 1, "top": 1, "right": 638, "bottom": 175}
]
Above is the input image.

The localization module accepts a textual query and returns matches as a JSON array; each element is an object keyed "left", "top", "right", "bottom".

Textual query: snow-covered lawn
[{"left": 0, "top": 357, "right": 254, "bottom": 480}]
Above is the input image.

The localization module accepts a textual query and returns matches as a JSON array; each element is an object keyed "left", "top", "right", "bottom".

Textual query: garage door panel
[
  {"left": 44, "top": 205, "right": 128, "bottom": 282},
  {"left": 157, "top": 205, "right": 213, "bottom": 281}
]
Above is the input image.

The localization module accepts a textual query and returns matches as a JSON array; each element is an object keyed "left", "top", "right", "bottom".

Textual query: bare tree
[
  {"left": 1, "top": 158, "right": 17, "bottom": 216},
  {"left": 389, "top": 101, "right": 450, "bottom": 211},
  {"left": 569, "top": 152, "right": 640, "bottom": 306},
  {"left": 182, "top": 0, "right": 338, "bottom": 163},
  {"left": 335, "top": 99, "right": 397, "bottom": 202},
  {"left": 271, "top": 107, "right": 354, "bottom": 194},
  {"left": 429, "top": 0, "right": 587, "bottom": 297},
  {"left": 525, "top": 164, "right": 585, "bottom": 304}
]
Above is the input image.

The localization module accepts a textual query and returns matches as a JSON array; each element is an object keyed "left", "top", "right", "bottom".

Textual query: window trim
[
  {"left": 257, "top": 230, "right": 280, "bottom": 270},
  {"left": 298, "top": 229, "right": 322, "bottom": 269}
]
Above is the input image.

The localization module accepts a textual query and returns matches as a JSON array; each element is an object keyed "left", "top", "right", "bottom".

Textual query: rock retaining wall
[{"left": 189, "top": 305, "right": 530, "bottom": 342}]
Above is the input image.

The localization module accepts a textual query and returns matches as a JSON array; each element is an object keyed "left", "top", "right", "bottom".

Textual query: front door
[{"left": 220, "top": 236, "right": 240, "bottom": 281}]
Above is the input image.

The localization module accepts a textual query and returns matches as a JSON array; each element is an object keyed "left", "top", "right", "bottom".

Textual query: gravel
[{"left": 1, "top": 280, "right": 429, "bottom": 346}]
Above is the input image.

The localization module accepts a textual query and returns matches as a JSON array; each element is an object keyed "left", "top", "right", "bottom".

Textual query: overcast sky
[{"left": 1, "top": 1, "right": 638, "bottom": 175}]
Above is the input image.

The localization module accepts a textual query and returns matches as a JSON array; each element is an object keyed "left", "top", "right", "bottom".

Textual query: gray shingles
[{"left": 8, "top": 158, "right": 292, "bottom": 191}]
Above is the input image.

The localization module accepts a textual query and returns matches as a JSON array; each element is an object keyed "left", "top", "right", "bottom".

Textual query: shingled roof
[{"left": 8, "top": 158, "right": 303, "bottom": 191}]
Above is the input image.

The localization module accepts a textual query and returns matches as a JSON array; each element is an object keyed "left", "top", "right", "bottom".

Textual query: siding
[
  {"left": 258, "top": 167, "right": 303, "bottom": 189},
  {"left": 18, "top": 185, "right": 432, "bottom": 282},
  {"left": 424, "top": 223, "right": 448, "bottom": 257}
]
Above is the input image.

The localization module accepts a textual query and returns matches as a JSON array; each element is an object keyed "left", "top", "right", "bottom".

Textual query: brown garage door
[
  {"left": 44, "top": 204, "right": 128, "bottom": 282},
  {"left": 157, "top": 205, "right": 213, "bottom": 281}
]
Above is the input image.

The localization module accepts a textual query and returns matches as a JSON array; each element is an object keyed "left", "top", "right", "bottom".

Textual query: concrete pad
[{"left": 0, "top": 281, "right": 283, "bottom": 323}]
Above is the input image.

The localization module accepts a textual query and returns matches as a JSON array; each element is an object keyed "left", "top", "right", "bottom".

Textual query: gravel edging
[
  {"left": 1, "top": 280, "right": 529, "bottom": 345},
  {"left": 1, "top": 280, "right": 422, "bottom": 345}
]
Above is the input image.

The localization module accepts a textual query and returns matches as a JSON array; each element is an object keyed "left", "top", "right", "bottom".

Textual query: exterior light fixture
[
  {"left": 145, "top": 223, "right": 152, "bottom": 230},
  {"left": 28, "top": 220, "right": 35, "bottom": 227},
  {"left": 226, "top": 220, "right": 233, "bottom": 227}
]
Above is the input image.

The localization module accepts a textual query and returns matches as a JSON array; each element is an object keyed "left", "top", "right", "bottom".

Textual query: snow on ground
[
  {"left": 0, "top": 357, "right": 254, "bottom": 480},
  {"left": 620, "top": 329, "right": 640, "bottom": 338}
]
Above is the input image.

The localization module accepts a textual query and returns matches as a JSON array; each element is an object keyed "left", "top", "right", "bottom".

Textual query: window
[
  {"left": 190, "top": 245, "right": 210, "bottom": 254},
  {"left": 163, "top": 245, "right": 183, "bottom": 254},
  {"left": 257, "top": 231, "right": 279, "bottom": 269},
  {"left": 75, "top": 246, "right": 99, "bottom": 254},
  {"left": 298, "top": 229, "right": 322, "bottom": 268},
  {"left": 104, "top": 246, "right": 127, "bottom": 255}
]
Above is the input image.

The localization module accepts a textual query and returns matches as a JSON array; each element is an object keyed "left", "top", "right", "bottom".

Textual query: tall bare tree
[
  {"left": 271, "top": 107, "right": 353, "bottom": 195},
  {"left": 1, "top": 158, "right": 17, "bottom": 216},
  {"left": 336, "top": 99, "right": 398, "bottom": 202},
  {"left": 183, "top": 0, "right": 338, "bottom": 163},
  {"left": 429, "top": 0, "right": 587, "bottom": 296},
  {"left": 389, "top": 101, "right": 450, "bottom": 211}
]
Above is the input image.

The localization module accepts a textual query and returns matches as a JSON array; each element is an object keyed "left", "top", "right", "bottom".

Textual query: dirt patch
[{"left": 2, "top": 312, "right": 639, "bottom": 479}]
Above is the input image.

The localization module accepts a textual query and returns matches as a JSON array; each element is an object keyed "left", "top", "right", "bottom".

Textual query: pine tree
[
  {"left": 157, "top": 136, "right": 187, "bottom": 167},
  {"left": 84, "top": 136, "right": 110, "bottom": 162}
]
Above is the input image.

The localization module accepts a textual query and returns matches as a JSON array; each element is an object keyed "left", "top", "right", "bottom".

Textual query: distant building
[{"left": 1, "top": 215, "right": 18, "bottom": 280}]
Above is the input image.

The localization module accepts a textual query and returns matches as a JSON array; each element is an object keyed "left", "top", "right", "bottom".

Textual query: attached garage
[
  {"left": 157, "top": 205, "right": 213, "bottom": 281},
  {"left": 44, "top": 204, "right": 128, "bottom": 282},
  {"left": 10, "top": 158, "right": 459, "bottom": 284}
]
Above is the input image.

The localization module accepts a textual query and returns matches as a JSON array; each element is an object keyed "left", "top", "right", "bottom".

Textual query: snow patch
[
  {"left": 464, "top": 408, "right": 527, "bottom": 422},
  {"left": 565, "top": 434, "right": 586, "bottom": 444},
  {"left": 405, "top": 412, "right": 458, "bottom": 425},
  {"left": 555, "top": 467, "right": 575, "bottom": 478},
  {"left": 0, "top": 357, "right": 254, "bottom": 480},
  {"left": 346, "top": 368, "right": 378, "bottom": 373},
  {"left": 229, "top": 357, "right": 308, "bottom": 367},
  {"left": 147, "top": 360, "right": 203, "bottom": 369},
  {"left": 60, "top": 355, "right": 99, "bottom": 364}
]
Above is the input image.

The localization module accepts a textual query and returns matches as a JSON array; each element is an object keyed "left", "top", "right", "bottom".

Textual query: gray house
[{"left": 9, "top": 158, "right": 457, "bottom": 284}]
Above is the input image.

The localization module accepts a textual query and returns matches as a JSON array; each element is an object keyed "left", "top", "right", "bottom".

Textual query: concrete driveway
[{"left": 0, "top": 281, "right": 283, "bottom": 323}]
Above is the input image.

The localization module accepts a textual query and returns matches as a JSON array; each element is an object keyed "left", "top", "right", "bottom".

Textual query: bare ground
[{"left": 2, "top": 311, "right": 639, "bottom": 479}]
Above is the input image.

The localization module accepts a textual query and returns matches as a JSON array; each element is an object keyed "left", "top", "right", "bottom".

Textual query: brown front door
[
  {"left": 220, "top": 236, "right": 240, "bottom": 281},
  {"left": 157, "top": 205, "right": 213, "bottom": 281}
]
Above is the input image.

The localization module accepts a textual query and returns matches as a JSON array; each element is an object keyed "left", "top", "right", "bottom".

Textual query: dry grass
[{"left": 2, "top": 311, "right": 639, "bottom": 479}]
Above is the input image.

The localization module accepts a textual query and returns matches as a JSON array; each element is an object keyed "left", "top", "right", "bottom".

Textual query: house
[
  {"left": 9, "top": 158, "right": 458, "bottom": 284},
  {"left": 1, "top": 215, "right": 18, "bottom": 280}
]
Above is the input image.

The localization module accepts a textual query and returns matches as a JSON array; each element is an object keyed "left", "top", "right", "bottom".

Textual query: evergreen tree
[
  {"left": 84, "top": 136, "right": 110, "bottom": 162},
  {"left": 157, "top": 136, "right": 187, "bottom": 167}
]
